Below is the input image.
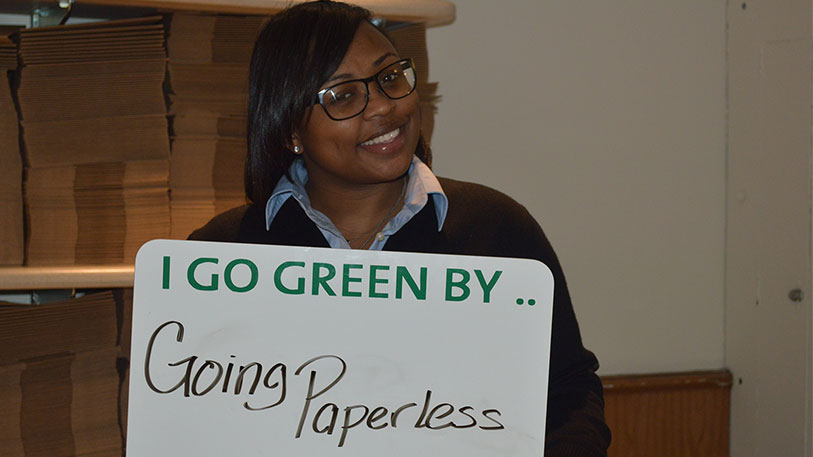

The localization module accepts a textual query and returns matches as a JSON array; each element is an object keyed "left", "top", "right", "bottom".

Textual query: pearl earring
[{"left": 293, "top": 146, "right": 301, "bottom": 153}]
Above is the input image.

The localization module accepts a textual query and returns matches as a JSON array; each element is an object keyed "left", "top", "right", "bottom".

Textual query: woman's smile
[
  {"left": 358, "top": 126, "right": 407, "bottom": 155},
  {"left": 360, "top": 127, "right": 400, "bottom": 146}
]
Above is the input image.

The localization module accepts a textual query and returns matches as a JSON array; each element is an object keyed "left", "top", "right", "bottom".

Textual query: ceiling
[{"left": 0, "top": 0, "right": 155, "bottom": 19}]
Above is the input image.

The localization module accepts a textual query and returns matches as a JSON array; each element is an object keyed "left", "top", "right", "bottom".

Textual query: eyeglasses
[{"left": 316, "top": 58, "right": 417, "bottom": 121}]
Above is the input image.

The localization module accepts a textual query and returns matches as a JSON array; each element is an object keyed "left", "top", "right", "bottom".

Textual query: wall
[
  {"left": 725, "top": 0, "right": 813, "bottom": 454},
  {"left": 427, "top": 0, "right": 727, "bottom": 375}
]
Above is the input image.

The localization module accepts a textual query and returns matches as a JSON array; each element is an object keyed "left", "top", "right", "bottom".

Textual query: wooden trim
[
  {"left": 76, "top": 0, "right": 457, "bottom": 26},
  {"left": 0, "top": 266, "right": 134, "bottom": 290},
  {"left": 602, "top": 369, "right": 733, "bottom": 392}
]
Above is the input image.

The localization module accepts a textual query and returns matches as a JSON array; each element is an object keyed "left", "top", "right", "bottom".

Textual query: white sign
[{"left": 127, "top": 240, "right": 554, "bottom": 456}]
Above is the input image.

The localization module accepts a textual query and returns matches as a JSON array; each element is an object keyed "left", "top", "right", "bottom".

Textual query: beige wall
[
  {"left": 725, "top": 0, "right": 813, "bottom": 453},
  {"left": 427, "top": 0, "right": 727, "bottom": 375}
]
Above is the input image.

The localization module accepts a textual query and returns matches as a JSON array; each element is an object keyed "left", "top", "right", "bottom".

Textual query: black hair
[{"left": 245, "top": 0, "right": 432, "bottom": 204}]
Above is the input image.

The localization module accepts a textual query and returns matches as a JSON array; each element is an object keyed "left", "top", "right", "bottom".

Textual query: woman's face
[{"left": 294, "top": 22, "right": 420, "bottom": 190}]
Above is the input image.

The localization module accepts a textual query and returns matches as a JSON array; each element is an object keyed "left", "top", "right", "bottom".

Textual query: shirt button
[{"left": 375, "top": 232, "right": 386, "bottom": 241}]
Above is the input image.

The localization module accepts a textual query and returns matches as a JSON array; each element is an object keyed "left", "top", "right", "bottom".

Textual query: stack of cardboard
[
  {"left": 16, "top": 17, "right": 170, "bottom": 265},
  {"left": 25, "top": 160, "right": 171, "bottom": 264},
  {"left": 388, "top": 22, "right": 439, "bottom": 144},
  {"left": 0, "top": 291, "right": 123, "bottom": 456},
  {"left": 167, "top": 13, "right": 263, "bottom": 238},
  {"left": 0, "top": 35, "right": 16, "bottom": 70},
  {"left": 0, "top": 35, "right": 23, "bottom": 265}
]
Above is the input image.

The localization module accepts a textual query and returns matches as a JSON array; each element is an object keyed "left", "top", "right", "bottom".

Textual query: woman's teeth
[{"left": 361, "top": 128, "right": 399, "bottom": 146}]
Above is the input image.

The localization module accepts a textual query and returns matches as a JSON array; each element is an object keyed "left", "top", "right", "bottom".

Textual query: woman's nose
[{"left": 362, "top": 84, "right": 396, "bottom": 119}]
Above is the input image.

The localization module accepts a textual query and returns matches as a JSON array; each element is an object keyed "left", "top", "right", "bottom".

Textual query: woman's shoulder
[
  {"left": 438, "top": 178, "right": 558, "bottom": 269},
  {"left": 187, "top": 203, "right": 262, "bottom": 242},
  {"left": 435, "top": 176, "right": 553, "bottom": 260},
  {"left": 437, "top": 176, "right": 535, "bottom": 223}
]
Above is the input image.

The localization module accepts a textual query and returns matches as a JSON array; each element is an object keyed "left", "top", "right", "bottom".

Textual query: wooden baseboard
[{"left": 601, "top": 370, "right": 732, "bottom": 457}]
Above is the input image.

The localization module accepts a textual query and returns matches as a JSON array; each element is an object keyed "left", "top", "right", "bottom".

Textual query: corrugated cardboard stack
[
  {"left": 0, "top": 35, "right": 23, "bottom": 265},
  {"left": 0, "top": 291, "right": 123, "bottom": 457},
  {"left": 388, "top": 22, "right": 439, "bottom": 145},
  {"left": 16, "top": 17, "right": 170, "bottom": 265},
  {"left": 167, "top": 13, "right": 263, "bottom": 238}
]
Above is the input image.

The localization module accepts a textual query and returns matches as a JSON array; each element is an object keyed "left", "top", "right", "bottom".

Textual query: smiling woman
[
  {"left": 293, "top": 22, "right": 420, "bottom": 236},
  {"left": 189, "top": 1, "right": 611, "bottom": 455}
]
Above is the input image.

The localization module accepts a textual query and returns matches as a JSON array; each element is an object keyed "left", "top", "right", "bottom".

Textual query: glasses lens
[
  {"left": 322, "top": 81, "right": 367, "bottom": 120},
  {"left": 378, "top": 61, "right": 416, "bottom": 99}
]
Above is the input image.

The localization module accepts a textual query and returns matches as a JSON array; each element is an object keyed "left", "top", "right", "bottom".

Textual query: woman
[{"left": 190, "top": 1, "right": 611, "bottom": 455}]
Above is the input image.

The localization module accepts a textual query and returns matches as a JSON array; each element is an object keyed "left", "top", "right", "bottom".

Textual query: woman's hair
[{"left": 245, "top": 0, "right": 432, "bottom": 204}]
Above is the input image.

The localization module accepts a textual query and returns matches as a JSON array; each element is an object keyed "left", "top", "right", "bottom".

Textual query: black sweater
[{"left": 190, "top": 177, "right": 611, "bottom": 456}]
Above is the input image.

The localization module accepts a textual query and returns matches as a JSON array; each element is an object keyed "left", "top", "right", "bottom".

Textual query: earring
[{"left": 293, "top": 145, "right": 301, "bottom": 153}]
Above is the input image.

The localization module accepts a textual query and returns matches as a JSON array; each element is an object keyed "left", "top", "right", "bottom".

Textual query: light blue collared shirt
[{"left": 265, "top": 155, "right": 448, "bottom": 249}]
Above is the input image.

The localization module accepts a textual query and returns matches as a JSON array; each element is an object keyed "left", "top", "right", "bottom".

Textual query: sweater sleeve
[
  {"left": 508, "top": 206, "right": 611, "bottom": 457},
  {"left": 438, "top": 179, "right": 611, "bottom": 456}
]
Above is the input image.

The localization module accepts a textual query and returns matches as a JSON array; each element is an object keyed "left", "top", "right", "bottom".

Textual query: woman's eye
[
  {"left": 326, "top": 88, "right": 358, "bottom": 106},
  {"left": 380, "top": 70, "right": 403, "bottom": 86}
]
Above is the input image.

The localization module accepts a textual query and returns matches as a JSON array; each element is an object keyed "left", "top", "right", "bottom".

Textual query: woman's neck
[{"left": 306, "top": 175, "right": 407, "bottom": 249}]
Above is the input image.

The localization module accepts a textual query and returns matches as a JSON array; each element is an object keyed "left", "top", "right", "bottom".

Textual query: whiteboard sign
[{"left": 127, "top": 240, "right": 553, "bottom": 456}]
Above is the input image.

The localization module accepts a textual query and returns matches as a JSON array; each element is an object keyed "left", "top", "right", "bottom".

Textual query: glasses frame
[{"left": 315, "top": 58, "right": 417, "bottom": 121}]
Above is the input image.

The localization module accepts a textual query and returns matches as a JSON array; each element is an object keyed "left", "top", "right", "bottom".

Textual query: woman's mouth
[{"left": 360, "top": 128, "right": 400, "bottom": 146}]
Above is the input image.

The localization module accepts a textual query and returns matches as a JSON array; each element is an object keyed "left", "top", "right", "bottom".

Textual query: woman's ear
[{"left": 290, "top": 135, "right": 303, "bottom": 155}]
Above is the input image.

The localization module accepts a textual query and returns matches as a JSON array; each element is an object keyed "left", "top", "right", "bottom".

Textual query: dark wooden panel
[{"left": 602, "top": 370, "right": 732, "bottom": 457}]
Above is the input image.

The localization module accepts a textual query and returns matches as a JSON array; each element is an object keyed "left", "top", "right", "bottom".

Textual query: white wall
[{"left": 427, "top": 0, "right": 727, "bottom": 375}]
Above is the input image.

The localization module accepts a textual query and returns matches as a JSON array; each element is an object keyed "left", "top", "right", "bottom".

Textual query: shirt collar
[{"left": 265, "top": 155, "right": 448, "bottom": 232}]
